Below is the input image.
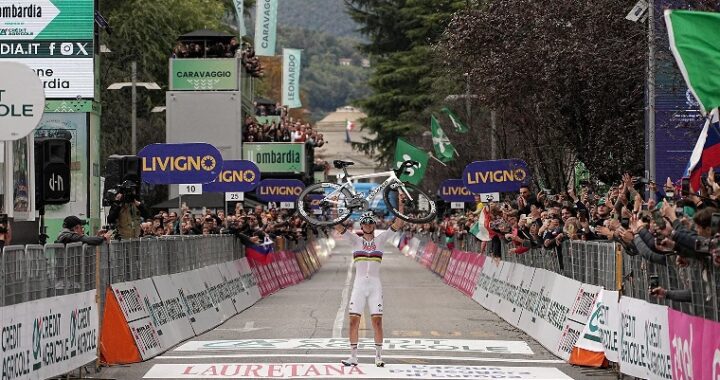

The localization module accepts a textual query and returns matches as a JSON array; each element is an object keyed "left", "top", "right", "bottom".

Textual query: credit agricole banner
[{"left": 169, "top": 58, "right": 238, "bottom": 91}]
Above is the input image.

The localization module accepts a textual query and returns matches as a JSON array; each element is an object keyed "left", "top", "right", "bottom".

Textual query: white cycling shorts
[{"left": 348, "top": 277, "right": 383, "bottom": 316}]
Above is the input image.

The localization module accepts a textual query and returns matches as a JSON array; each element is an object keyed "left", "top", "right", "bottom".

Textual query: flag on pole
[
  {"left": 431, "top": 115, "right": 456, "bottom": 163},
  {"left": 441, "top": 107, "right": 469, "bottom": 133},
  {"left": 394, "top": 138, "right": 429, "bottom": 185},
  {"left": 254, "top": 0, "right": 278, "bottom": 56},
  {"left": 665, "top": 10, "right": 720, "bottom": 114},
  {"left": 684, "top": 108, "right": 720, "bottom": 190},
  {"left": 232, "top": 0, "right": 246, "bottom": 36},
  {"left": 469, "top": 208, "right": 491, "bottom": 242},
  {"left": 345, "top": 119, "right": 355, "bottom": 143}
]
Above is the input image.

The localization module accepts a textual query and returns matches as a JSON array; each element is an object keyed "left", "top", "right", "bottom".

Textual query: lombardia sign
[
  {"left": 0, "top": 61, "right": 45, "bottom": 140},
  {"left": 0, "top": 0, "right": 95, "bottom": 98}
]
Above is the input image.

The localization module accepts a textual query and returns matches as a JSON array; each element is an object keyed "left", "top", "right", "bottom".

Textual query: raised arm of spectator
[{"left": 632, "top": 235, "right": 668, "bottom": 265}]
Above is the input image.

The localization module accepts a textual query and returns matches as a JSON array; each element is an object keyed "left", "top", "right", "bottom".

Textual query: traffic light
[{"left": 35, "top": 138, "right": 71, "bottom": 206}]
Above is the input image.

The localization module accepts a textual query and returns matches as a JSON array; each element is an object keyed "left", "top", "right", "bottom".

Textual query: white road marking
[
  {"left": 333, "top": 254, "right": 355, "bottom": 337},
  {"left": 156, "top": 353, "right": 565, "bottom": 364},
  {"left": 216, "top": 321, "right": 269, "bottom": 333}
]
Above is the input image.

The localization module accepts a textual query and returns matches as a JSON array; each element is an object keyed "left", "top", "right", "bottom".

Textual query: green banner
[
  {"left": 170, "top": 59, "right": 238, "bottom": 90},
  {"left": 0, "top": 0, "right": 94, "bottom": 40},
  {"left": 254, "top": 0, "right": 278, "bottom": 56},
  {"left": 255, "top": 115, "right": 281, "bottom": 125},
  {"left": 244, "top": 143, "right": 305, "bottom": 173},
  {"left": 282, "top": 48, "right": 302, "bottom": 108},
  {"left": 233, "top": 0, "right": 246, "bottom": 36},
  {"left": 431, "top": 114, "right": 456, "bottom": 162}
]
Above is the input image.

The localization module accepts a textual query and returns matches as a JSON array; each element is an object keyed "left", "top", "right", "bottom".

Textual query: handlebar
[{"left": 394, "top": 160, "right": 420, "bottom": 177}]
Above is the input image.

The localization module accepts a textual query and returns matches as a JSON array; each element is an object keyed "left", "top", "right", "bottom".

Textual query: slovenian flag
[
  {"left": 245, "top": 240, "right": 274, "bottom": 265},
  {"left": 685, "top": 108, "right": 720, "bottom": 190}
]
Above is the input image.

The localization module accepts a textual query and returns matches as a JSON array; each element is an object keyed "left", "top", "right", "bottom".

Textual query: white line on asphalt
[
  {"left": 332, "top": 255, "right": 354, "bottom": 337},
  {"left": 156, "top": 353, "right": 565, "bottom": 364}
]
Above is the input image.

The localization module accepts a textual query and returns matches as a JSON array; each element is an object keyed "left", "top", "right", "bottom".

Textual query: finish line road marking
[
  {"left": 173, "top": 338, "right": 534, "bottom": 355},
  {"left": 157, "top": 353, "right": 565, "bottom": 364},
  {"left": 144, "top": 363, "right": 573, "bottom": 379}
]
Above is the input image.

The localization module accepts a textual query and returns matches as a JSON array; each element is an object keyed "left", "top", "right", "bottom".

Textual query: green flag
[
  {"left": 394, "top": 138, "right": 429, "bottom": 185},
  {"left": 665, "top": 10, "right": 720, "bottom": 114},
  {"left": 574, "top": 160, "right": 590, "bottom": 191},
  {"left": 431, "top": 115, "right": 456, "bottom": 163},
  {"left": 441, "top": 107, "right": 469, "bottom": 133}
]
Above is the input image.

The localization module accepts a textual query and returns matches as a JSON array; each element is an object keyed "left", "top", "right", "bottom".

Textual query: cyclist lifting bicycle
[{"left": 295, "top": 159, "right": 437, "bottom": 367}]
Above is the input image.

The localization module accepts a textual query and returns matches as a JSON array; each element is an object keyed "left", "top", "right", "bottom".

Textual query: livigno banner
[
  {"left": 282, "top": 48, "right": 302, "bottom": 108},
  {"left": 243, "top": 143, "right": 305, "bottom": 173},
  {"left": 170, "top": 59, "right": 238, "bottom": 91},
  {"left": 0, "top": 0, "right": 95, "bottom": 98}
]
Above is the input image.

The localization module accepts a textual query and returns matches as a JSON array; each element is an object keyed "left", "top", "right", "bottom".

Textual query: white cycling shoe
[
  {"left": 341, "top": 357, "right": 358, "bottom": 366},
  {"left": 375, "top": 358, "right": 385, "bottom": 367}
]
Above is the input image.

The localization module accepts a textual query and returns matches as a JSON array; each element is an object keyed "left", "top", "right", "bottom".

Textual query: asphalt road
[{"left": 95, "top": 232, "right": 617, "bottom": 379}]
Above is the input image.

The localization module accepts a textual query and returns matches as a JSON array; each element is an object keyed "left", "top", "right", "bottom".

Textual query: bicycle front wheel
[
  {"left": 296, "top": 183, "right": 353, "bottom": 226},
  {"left": 383, "top": 182, "right": 437, "bottom": 223}
]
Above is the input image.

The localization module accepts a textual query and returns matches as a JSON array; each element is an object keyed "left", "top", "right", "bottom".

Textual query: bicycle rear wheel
[
  {"left": 296, "top": 183, "right": 353, "bottom": 226},
  {"left": 383, "top": 182, "right": 436, "bottom": 223}
]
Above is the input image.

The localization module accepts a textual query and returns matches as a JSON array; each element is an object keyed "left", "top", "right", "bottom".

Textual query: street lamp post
[{"left": 107, "top": 60, "right": 161, "bottom": 154}]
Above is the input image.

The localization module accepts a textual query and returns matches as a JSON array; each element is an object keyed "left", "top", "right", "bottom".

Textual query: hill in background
[{"left": 277, "top": 0, "right": 360, "bottom": 39}]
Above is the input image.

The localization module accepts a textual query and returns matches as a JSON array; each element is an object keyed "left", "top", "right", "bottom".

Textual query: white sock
[
  {"left": 375, "top": 343, "right": 382, "bottom": 359},
  {"left": 350, "top": 343, "right": 358, "bottom": 359}
]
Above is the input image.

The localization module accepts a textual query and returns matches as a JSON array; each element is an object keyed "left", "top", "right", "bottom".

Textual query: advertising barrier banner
[
  {"left": 139, "top": 143, "right": 224, "bottom": 184},
  {"left": 462, "top": 159, "right": 531, "bottom": 193},
  {"left": 618, "top": 297, "right": 672, "bottom": 379},
  {"left": 150, "top": 275, "right": 196, "bottom": 350},
  {"left": 0, "top": 290, "right": 98, "bottom": 380},
  {"left": 170, "top": 269, "right": 223, "bottom": 335}
]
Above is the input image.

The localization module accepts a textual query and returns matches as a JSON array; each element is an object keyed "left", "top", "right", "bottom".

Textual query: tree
[{"left": 346, "top": 0, "right": 466, "bottom": 170}]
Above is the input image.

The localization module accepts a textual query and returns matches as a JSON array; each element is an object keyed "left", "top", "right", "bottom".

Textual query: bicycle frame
[{"left": 325, "top": 170, "right": 414, "bottom": 208}]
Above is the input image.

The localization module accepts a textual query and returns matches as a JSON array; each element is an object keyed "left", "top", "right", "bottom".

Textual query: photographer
[{"left": 106, "top": 181, "right": 149, "bottom": 239}]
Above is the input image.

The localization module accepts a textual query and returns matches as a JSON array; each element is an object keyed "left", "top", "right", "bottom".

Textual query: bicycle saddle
[{"left": 333, "top": 160, "right": 355, "bottom": 169}]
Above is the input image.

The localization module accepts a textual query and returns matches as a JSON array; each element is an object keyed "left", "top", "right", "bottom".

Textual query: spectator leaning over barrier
[{"left": 56, "top": 216, "right": 108, "bottom": 245}]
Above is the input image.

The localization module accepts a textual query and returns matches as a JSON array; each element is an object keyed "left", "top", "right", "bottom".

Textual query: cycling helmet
[{"left": 359, "top": 211, "right": 376, "bottom": 225}]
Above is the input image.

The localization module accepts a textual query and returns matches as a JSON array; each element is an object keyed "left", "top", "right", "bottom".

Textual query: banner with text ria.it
[
  {"left": 256, "top": 179, "right": 305, "bottom": 202},
  {"left": 203, "top": 160, "right": 261, "bottom": 193},
  {"left": 462, "top": 159, "right": 531, "bottom": 193},
  {"left": 138, "top": 143, "right": 223, "bottom": 184},
  {"left": 0, "top": 0, "right": 95, "bottom": 98}
]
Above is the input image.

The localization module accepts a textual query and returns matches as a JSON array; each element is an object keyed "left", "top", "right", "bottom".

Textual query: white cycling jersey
[{"left": 345, "top": 229, "right": 395, "bottom": 315}]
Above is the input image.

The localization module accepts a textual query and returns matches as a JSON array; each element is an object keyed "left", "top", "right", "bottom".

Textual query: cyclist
[{"left": 335, "top": 211, "right": 403, "bottom": 367}]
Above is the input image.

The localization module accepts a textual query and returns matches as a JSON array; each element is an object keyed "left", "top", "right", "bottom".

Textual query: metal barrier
[{"left": 436, "top": 233, "right": 720, "bottom": 322}]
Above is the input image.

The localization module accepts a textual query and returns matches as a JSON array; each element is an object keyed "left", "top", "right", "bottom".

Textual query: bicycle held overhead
[{"left": 296, "top": 159, "right": 437, "bottom": 226}]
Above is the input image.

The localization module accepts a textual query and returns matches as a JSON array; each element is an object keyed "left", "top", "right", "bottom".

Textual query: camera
[
  {"left": 649, "top": 274, "right": 659, "bottom": 289},
  {"left": 695, "top": 236, "right": 719, "bottom": 254},
  {"left": 621, "top": 217, "right": 630, "bottom": 229},
  {"left": 104, "top": 180, "right": 139, "bottom": 205}
]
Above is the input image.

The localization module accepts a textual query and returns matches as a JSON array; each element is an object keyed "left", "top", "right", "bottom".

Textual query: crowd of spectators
[
  {"left": 171, "top": 38, "right": 264, "bottom": 77},
  {"left": 408, "top": 170, "right": 720, "bottom": 306},
  {"left": 243, "top": 112, "right": 325, "bottom": 148},
  {"left": 138, "top": 204, "right": 310, "bottom": 244}
]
